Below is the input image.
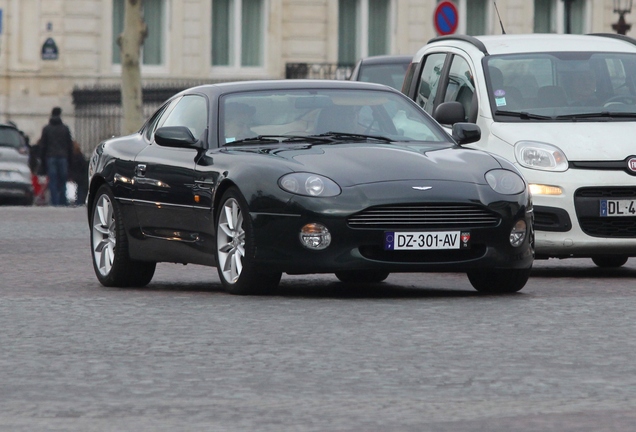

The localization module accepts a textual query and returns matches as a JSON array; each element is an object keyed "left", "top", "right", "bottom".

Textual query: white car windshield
[
  {"left": 220, "top": 89, "right": 447, "bottom": 144},
  {"left": 486, "top": 52, "right": 636, "bottom": 120}
]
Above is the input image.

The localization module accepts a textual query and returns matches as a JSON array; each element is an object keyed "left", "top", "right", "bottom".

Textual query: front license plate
[
  {"left": 384, "top": 231, "right": 470, "bottom": 250},
  {"left": 600, "top": 199, "right": 636, "bottom": 217}
]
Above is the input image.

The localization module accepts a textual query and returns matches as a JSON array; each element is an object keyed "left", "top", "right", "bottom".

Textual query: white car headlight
[
  {"left": 515, "top": 141, "right": 568, "bottom": 172},
  {"left": 485, "top": 169, "right": 526, "bottom": 195},
  {"left": 279, "top": 173, "right": 341, "bottom": 197}
]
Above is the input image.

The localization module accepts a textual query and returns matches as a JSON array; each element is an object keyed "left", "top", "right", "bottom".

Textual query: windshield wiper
[
  {"left": 313, "top": 132, "right": 394, "bottom": 143},
  {"left": 227, "top": 135, "right": 334, "bottom": 145},
  {"left": 495, "top": 110, "right": 554, "bottom": 120},
  {"left": 555, "top": 112, "right": 636, "bottom": 120},
  {"left": 225, "top": 136, "right": 279, "bottom": 145}
]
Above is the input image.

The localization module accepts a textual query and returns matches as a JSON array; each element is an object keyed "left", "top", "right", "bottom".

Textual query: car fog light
[
  {"left": 510, "top": 220, "right": 527, "bottom": 247},
  {"left": 299, "top": 223, "right": 331, "bottom": 250},
  {"left": 529, "top": 184, "right": 563, "bottom": 196}
]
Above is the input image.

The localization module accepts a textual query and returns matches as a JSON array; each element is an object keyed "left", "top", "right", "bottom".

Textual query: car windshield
[
  {"left": 0, "top": 127, "right": 23, "bottom": 149},
  {"left": 485, "top": 51, "right": 636, "bottom": 121},
  {"left": 220, "top": 88, "right": 447, "bottom": 145}
]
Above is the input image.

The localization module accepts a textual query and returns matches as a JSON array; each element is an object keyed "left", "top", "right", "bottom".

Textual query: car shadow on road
[
  {"left": 530, "top": 265, "right": 636, "bottom": 279},
  {"left": 135, "top": 278, "right": 515, "bottom": 299},
  {"left": 271, "top": 282, "right": 486, "bottom": 299}
]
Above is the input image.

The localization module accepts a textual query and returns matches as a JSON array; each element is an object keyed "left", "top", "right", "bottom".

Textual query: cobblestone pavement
[{"left": 1, "top": 206, "right": 636, "bottom": 431}]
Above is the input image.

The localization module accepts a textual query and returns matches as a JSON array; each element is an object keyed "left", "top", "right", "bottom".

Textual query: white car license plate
[
  {"left": 384, "top": 231, "right": 470, "bottom": 250},
  {"left": 600, "top": 199, "right": 636, "bottom": 217}
]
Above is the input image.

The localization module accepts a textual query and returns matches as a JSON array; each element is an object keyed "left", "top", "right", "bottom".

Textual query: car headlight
[
  {"left": 279, "top": 173, "right": 341, "bottom": 197},
  {"left": 485, "top": 169, "right": 526, "bottom": 195},
  {"left": 515, "top": 141, "right": 568, "bottom": 172}
]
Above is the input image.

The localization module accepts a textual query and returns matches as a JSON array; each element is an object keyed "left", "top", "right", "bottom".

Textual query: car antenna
[{"left": 494, "top": 2, "right": 506, "bottom": 34}]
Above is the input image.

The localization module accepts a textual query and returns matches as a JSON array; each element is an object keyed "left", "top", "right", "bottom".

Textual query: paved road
[{"left": 1, "top": 206, "right": 636, "bottom": 431}]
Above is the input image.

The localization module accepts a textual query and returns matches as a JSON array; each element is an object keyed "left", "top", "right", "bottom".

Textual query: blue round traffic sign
[{"left": 434, "top": 1, "right": 459, "bottom": 36}]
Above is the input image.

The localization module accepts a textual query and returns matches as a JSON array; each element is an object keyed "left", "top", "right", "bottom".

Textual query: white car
[
  {"left": 402, "top": 33, "right": 636, "bottom": 267},
  {"left": 0, "top": 123, "right": 33, "bottom": 206}
]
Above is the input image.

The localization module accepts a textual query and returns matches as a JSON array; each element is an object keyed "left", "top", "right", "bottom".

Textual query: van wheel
[
  {"left": 335, "top": 270, "right": 390, "bottom": 284},
  {"left": 592, "top": 256, "right": 628, "bottom": 268},
  {"left": 467, "top": 267, "right": 531, "bottom": 294}
]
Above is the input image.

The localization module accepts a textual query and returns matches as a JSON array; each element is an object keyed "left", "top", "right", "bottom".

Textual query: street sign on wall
[{"left": 434, "top": 1, "right": 459, "bottom": 36}]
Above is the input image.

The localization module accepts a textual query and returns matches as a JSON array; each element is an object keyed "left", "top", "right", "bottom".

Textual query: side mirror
[
  {"left": 433, "top": 101, "right": 465, "bottom": 126},
  {"left": 155, "top": 126, "right": 201, "bottom": 148},
  {"left": 452, "top": 123, "right": 481, "bottom": 145}
]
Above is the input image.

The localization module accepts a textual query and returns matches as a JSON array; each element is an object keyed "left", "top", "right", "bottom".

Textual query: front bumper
[
  {"left": 523, "top": 167, "right": 636, "bottom": 258},
  {"left": 250, "top": 181, "right": 534, "bottom": 274},
  {"left": 0, "top": 181, "right": 33, "bottom": 199}
]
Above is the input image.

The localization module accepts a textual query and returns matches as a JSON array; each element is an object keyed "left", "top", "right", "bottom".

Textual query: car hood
[
  {"left": 490, "top": 121, "right": 636, "bottom": 160},
  {"left": 244, "top": 143, "right": 502, "bottom": 187}
]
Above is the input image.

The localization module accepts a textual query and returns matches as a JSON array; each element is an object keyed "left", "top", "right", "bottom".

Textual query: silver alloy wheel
[
  {"left": 92, "top": 193, "right": 116, "bottom": 276},
  {"left": 217, "top": 197, "right": 246, "bottom": 284}
]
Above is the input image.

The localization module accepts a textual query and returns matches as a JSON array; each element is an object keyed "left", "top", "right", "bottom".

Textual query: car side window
[
  {"left": 442, "top": 55, "right": 476, "bottom": 122},
  {"left": 145, "top": 97, "right": 181, "bottom": 141},
  {"left": 416, "top": 53, "right": 447, "bottom": 115},
  {"left": 160, "top": 95, "right": 208, "bottom": 140},
  {"left": 144, "top": 102, "right": 172, "bottom": 141}
]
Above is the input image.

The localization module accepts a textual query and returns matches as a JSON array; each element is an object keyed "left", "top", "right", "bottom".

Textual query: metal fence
[{"left": 72, "top": 82, "right": 212, "bottom": 155}]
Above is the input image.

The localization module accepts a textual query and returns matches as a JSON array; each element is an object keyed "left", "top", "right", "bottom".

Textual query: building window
[
  {"left": 567, "top": 0, "right": 587, "bottom": 34},
  {"left": 212, "top": 0, "right": 265, "bottom": 67},
  {"left": 112, "top": 0, "right": 165, "bottom": 65},
  {"left": 338, "top": 0, "right": 391, "bottom": 65},
  {"left": 465, "top": 0, "right": 487, "bottom": 36},
  {"left": 533, "top": 0, "right": 589, "bottom": 34},
  {"left": 534, "top": 0, "right": 556, "bottom": 33}
]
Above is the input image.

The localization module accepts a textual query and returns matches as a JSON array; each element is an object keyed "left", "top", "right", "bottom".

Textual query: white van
[{"left": 402, "top": 33, "right": 636, "bottom": 267}]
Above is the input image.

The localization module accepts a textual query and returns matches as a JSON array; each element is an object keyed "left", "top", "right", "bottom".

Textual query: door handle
[{"left": 135, "top": 164, "right": 147, "bottom": 177}]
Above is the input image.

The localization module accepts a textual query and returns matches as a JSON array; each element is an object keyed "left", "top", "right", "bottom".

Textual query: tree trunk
[{"left": 118, "top": 0, "right": 147, "bottom": 135}]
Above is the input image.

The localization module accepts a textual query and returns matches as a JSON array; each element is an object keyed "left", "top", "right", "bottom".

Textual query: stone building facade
[{"left": 0, "top": 0, "right": 628, "bottom": 147}]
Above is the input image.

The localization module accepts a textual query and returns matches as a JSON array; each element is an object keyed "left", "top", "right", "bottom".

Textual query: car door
[
  {"left": 413, "top": 52, "right": 479, "bottom": 130},
  {"left": 412, "top": 52, "right": 449, "bottom": 116},
  {"left": 133, "top": 94, "right": 208, "bottom": 242},
  {"left": 440, "top": 55, "right": 478, "bottom": 123}
]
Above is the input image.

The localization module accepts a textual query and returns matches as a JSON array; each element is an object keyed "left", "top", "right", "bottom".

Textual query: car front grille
[
  {"left": 574, "top": 187, "right": 636, "bottom": 238},
  {"left": 578, "top": 217, "right": 636, "bottom": 237},
  {"left": 347, "top": 204, "right": 500, "bottom": 229},
  {"left": 358, "top": 245, "right": 488, "bottom": 263}
]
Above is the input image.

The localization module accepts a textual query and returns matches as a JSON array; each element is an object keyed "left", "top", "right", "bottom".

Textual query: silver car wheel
[
  {"left": 217, "top": 197, "right": 245, "bottom": 284},
  {"left": 92, "top": 193, "right": 116, "bottom": 276}
]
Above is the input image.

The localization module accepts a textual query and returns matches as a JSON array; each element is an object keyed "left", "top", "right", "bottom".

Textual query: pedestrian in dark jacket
[{"left": 39, "top": 107, "right": 73, "bottom": 206}]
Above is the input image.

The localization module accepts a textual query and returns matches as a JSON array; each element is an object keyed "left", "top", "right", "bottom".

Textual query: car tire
[
  {"left": 215, "top": 187, "right": 282, "bottom": 295},
  {"left": 90, "top": 184, "right": 156, "bottom": 287},
  {"left": 335, "top": 270, "right": 390, "bottom": 284},
  {"left": 592, "top": 255, "right": 628, "bottom": 268},
  {"left": 466, "top": 267, "right": 531, "bottom": 294},
  {"left": 19, "top": 194, "right": 34, "bottom": 206}
]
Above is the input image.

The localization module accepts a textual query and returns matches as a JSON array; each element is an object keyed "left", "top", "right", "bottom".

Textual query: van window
[
  {"left": 443, "top": 56, "right": 475, "bottom": 122},
  {"left": 416, "top": 53, "right": 447, "bottom": 115}
]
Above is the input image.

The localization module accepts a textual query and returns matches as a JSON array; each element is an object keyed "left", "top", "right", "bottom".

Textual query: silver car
[{"left": 0, "top": 123, "right": 33, "bottom": 205}]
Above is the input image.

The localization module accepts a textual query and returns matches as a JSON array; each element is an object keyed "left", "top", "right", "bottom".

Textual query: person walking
[{"left": 39, "top": 107, "right": 73, "bottom": 206}]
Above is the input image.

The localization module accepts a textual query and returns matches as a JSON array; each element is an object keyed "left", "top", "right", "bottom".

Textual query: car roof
[
  {"left": 358, "top": 55, "right": 413, "bottom": 65},
  {"left": 425, "top": 34, "right": 636, "bottom": 56},
  {"left": 179, "top": 79, "right": 405, "bottom": 98}
]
